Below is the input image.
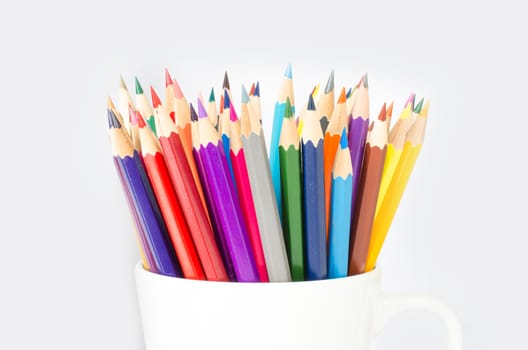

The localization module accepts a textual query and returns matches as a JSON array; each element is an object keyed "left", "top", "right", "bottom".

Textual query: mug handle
[{"left": 371, "top": 292, "right": 463, "bottom": 350}]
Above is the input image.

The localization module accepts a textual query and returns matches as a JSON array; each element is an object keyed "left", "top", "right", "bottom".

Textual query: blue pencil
[
  {"left": 301, "top": 95, "right": 327, "bottom": 280},
  {"left": 328, "top": 128, "right": 353, "bottom": 278},
  {"left": 269, "top": 63, "right": 295, "bottom": 218},
  {"left": 108, "top": 109, "right": 182, "bottom": 277},
  {"left": 219, "top": 90, "right": 236, "bottom": 183}
]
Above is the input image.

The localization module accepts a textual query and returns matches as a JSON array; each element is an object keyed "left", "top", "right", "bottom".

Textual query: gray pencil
[{"left": 240, "top": 86, "right": 291, "bottom": 282}]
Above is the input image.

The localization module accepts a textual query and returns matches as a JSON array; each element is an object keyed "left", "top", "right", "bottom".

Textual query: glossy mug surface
[{"left": 135, "top": 262, "right": 462, "bottom": 350}]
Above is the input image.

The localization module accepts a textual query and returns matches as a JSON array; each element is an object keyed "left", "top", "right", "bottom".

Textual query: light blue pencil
[
  {"left": 269, "top": 63, "right": 294, "bottom": 218},
  {"left": 328, "top": 128, "right": 353, "bottom": 278}
]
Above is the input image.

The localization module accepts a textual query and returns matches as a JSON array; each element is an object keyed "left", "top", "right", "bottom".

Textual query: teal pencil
[
  {"left": 269, "top": 63, "right": 295, "bottom": 218},
  {"left": 328, "top": 128, "right": 353, "bottom": 278}
]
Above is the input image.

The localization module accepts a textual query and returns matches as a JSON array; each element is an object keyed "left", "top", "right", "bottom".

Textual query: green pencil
[{"left": 279, "top": 98, "right": 304, "bottom": 281}]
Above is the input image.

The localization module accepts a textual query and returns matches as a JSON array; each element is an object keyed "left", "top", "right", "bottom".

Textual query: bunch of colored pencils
[{"left": 107, "top": 65, "right": 429, "bottom": 282}]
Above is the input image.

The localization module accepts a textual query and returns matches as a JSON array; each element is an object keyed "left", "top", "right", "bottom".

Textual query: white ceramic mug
[{"left": 135, "top": 262, "right": 462, "bottom": 349}]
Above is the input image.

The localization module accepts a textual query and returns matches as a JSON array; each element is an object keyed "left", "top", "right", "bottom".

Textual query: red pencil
[{"left": 137, "top": 111, "right": 205, "bottom": 280}]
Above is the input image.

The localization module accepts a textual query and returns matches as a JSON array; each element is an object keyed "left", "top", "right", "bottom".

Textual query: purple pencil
[
  {"left": 193, "top": 98, "right": 259, "bottom": 282},
  {"left": 348, "top": 74, "right": 370, "bottom": 223}
]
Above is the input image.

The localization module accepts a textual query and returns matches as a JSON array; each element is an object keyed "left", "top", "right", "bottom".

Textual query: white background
[{"left": 0, "top": 0, "right": 526, "bottom": 349}]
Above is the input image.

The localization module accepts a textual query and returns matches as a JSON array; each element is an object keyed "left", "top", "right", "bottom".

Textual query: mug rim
[{"left": 135, "top": 261, "right": 380, "bottom": 286}]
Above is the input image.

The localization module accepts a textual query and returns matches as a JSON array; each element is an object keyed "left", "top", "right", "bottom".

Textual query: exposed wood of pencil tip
[
  {"left": 366, "top": 104, "right": 388, "bottom": 148},
  {"left": 405, "top": 100, "right": 429, "bottom": 145},
  {"left": 333, "top": 133, "right": 352, "bottom": 179},
  {"left": 301, "top": 96, "right": 323, "bottom": 144},
  {"left": 279, "top": 98, "right": 300, "bottom": 149}
]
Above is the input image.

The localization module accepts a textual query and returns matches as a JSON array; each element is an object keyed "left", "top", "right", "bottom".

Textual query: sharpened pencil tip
[
  {"left": 378, "top": 103, "right": 387, "bottom": 121},
  {"left": 197, "top": 99, "right": 208, "bottom": 119},
  {"left": 223, "top": 71, "right": 230, "bottom": 89},
  {"left": 106, "top": 96, "right": 116, "bottom": 110},
  {"left": 219, "top": 94, "right": 224, "bottom": 114},
  {"left": 136, "top": 110, "right": 146, "bottom": 128},
  {"left": 173, "top": 78, "right": 184, "bottom": 99},
  {"left": 254, "top": 81, "right": 260, "bottom": 97},
  {"left": 414, "top": 97, "right": 424, "bottom": 113},
  {"left": 128, "top": 106, "right": 137, "bottom": 125},
  {"left": 284, "top": 62, "right": 293, "bottom": 79},
  {"left": 339, "top": 128, "right": 348, "bottom": 148},
  {"left": 346, "top": 87, "right": 352, "bottom": 99},
  {"left": 337, "top": 87, "right": 347, "bottom": 103},
  {"left": 284, "top": 97, "right": 293, "bottom": 119},
  {"left": 405, "top": 93, "right": 416, "bottom": 110},
  {"left": 107, "top": 109, "right": 122, "bottom": 129},
  {"left": 363, "top": 73, "right": 369, "bottom": 88},
  {"left": 311, "top": 84, "right": 320, "bottom": 98},
  {"left": 420, "top": 100, "right": 430, "bottom": 117},
  {"left": 209, "top": 88, "right": 215, "bottom": 102},
  {"left": 119, "top": 75, "right": 127, "bottom": 90},
  {"left": 190, "top": 103, "right": 198, "bottom": 122},
  {"left": 386, "top": 101, "right": 394, "bottom": 118},
  {"left": 150, "top": 86, "right": 162, "bottom": 108},
  {"left": 325, "top": 69, "right": 335, "bottom": 94},
  {"left": 307, "top": 94, "right": 316, "bottom": 111},
  {"left": 249, "top": 83, "right": 256, "bottom": 96},
  {"left": 165, "top": 68, "right": 173, "bottom": 87},
  {"left": 135, "top": 77, "right": 143, "bottom": 94},
  {"left": 229, "top": 102, "right": 238, "bottom": 121},
  {"left": 241, "top": 85, "right": 249, "bottom": 103},
  {"left": 223, "top": 89, "right": 231, "bottom": 109}
]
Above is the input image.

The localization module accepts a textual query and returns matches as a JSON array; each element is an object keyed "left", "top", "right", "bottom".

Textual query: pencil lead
[
  {"left": 284, "top": 97, "right": 293, "bottom": 119},
  {"left": 107, "top": 109, "right": 122, "bottom": 129},
  {"left": 312, "top": 83, "right": 320, "bottom": 97},
  {"left": 414, "top": 97, "right": 424, "bottom": 113},
  {"left": 284, "top": 62, "right": 293, "bottom": 79},
  {"left": 378, "top": 103, "right": 387, "bottom": 121},
  {"left": 197, "top": 99, "right": 208, "bottom": 119},
  {"left": 339, "top": 128, "right": 348, "bottom": 148},
  {"left": 355, "top": 75, "right": 364, "bottom": 89},
  {"left": 219, "top": 94, "right": 224, "bottom": 114},
  {"left": 241, "top": 85, "right": 250, "bottom": 103},
  {"left": 230, "top": 102, "right": 238, "bottom": 121},
  {"left": 136, "top": 110, "right": 147, "bottom": 128},
  {"left": 129, "top": 106, "right": 138, "bottom": 125},
  {"left": 223, "top": 89, "right": 231, "bottom": 109},
  {"left": 254, "top": 81, "right": 260, "bottom": 97},
  {"left": 135, "top": 77, "right": 144, "bottom": 95},
  {"left": 420, "top": 100, "right": 430, "bottom": 117},
  {"left": 223, "top": 71, "right": 230, "bottom": 90},
  {"left": 119, "top": 75, "right": 128, "bottom": 90},
  {"left": 307, "top": 94, "right": 316, "bottom": 111},
  {"left": 150, "top": 86, "right": 162, "bottom": 108},
  {"left": 346, "top": 87, "right": 352, "bottom": 99},
  {"left": 324, "top": 69, "right": 335, "bottom": 94},
  {"left": 190, "top": 103, "right": 198, "bottom": 122},
  {"left": 363, "top": 73, "right": 369, "bottom": 88},
  {"left": 209, "top": 88, "right": 215, "bottom": 102},
  {"left": 165, "top": 68, "right": 173, "bottom": 87},
  {"left": 405, "top": 93, "right": 416, "bottom": 109},
  {"left": 337, "top": 87, "right": 347, "bottom": 103},
  {"left": 173, "top": 78, "right": 184, "bottom": 99},
  {"left": 386, "top": 101, "right": 394, "bottom": 118},
  {"left": 249, "top": 83, "right": 256, "bottom": 96}
]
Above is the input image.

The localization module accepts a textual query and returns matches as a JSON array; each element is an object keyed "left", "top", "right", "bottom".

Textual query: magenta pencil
[
  {"left": 229, "top": 101, "right": 269, "bottom": 282},
  {"left": 194, "top": 99, "right": 259, "bottom": 282}
]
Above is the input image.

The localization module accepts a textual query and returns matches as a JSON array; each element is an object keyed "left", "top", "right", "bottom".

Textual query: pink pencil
[{"left": 228, "top": 101, "right": 269, "bottom": 282}]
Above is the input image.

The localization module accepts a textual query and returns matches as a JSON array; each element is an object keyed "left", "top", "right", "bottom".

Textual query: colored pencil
[
  {"left": 328, "top": 128, "right": 353, "bottom": 278},
  {"left": 317, "top": 69, "right": 335, "bottom": 133},
  {"left": 194, "top": 99, "right": 259, "bottom": 282},
  {"left": 191, "top": 106, "right": 237, "bottom": 281},
  {"left": 375, "top": 103, "right": 412, "bottom": 217},
  {"left": 108, "top": 109, "right": 181, "bottom": 277},
  {"left": 164, "top": 69, "right": 177, "bottom": 122},
  {"left": 301, "top": 95, "right": 327, "bottom": 280},
  {"left": 278, "top": 97, "right": 304, "bottom": 281},
  {"left": 385, "top": 101, "right": 394, "bottom": 133},
  {"left": 157, "top": 104, "right": 228, "bottom": 281},
  {"left": 228, "top": 100, "right": 269, "bottom": 282},
  {"left": 249, "top": 81, "right": 262, "bottom": 125},
  {"left": 107, "top": 96, "right": 125, "bottom": 127},
  {"left": 207, "top": 88, "right": 219, "bottom": 129},
  {"left": 346, "top": 76, "right": 363, "bottom": 117},
  {"left": 366, "top": 101, "right": 429, "bottom": 271},
  {"left": 323, "top": 88, "right": 347, "bottom": 239},
  {"left": 128, "top": 106, "right": 141, "bottom": 152},
  {"left": 135, "top": 77, "right": 157, "bottom": 135},
  {"left": 240, "top": 93, "right": 291, "bottom": 282},
  {"left": 410, "top": 96, "right": 424, "bottom": 125},
  {"left": 348, "top": 74, "right": 370, "bottom": 235},
  {"left": 349, "top": 104, "right": 388, "bottom": 275},
  {"left": 118, "top": 75, "right": 135, "bottom": 134},
  {"left": 137, "top": 111, "right": 205, "bottom": 280},
  {"left": 269, "top": 63, "right": 295, "bottom": 218},
  {"left": 296, "top": 84, "right": 320, "bottom": 135},
  {"left": 218, "top": 90, "right": 236, "bottom": 181}
]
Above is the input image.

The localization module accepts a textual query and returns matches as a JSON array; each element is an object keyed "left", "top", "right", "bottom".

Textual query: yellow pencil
[{"left": 366, "top": 101, "right": 429, "bottom": 271}]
